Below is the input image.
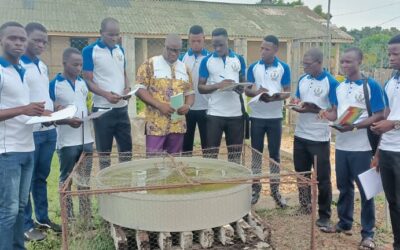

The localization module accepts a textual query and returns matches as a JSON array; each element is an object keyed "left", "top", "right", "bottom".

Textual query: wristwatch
[
  {"left": 352, "top": 124, "right": 358, "bottom": 132},
  {"left": 394, "top": 120, "right": 400, "bottom": 130}
]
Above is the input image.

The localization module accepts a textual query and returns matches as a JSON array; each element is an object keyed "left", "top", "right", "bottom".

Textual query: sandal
[
  {"left": 320, "top": 224, "right": 352, "bottom": 236},
  {"left": 359, "top": 237, "right": 375, "bottom": 250}
]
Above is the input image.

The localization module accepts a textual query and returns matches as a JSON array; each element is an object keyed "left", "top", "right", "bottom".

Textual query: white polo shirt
[
  {"left": 294, "top": 71, "right": 338, "bottom": 142},
  {"left": 0, "top": 57, "right": 34, "bottom": 153},
  {"left": 180, "top": 48, "right": 209, "bottom": 110},
  {"left": 380, "top": 75, "right": 400, "bottom": 152},
  {"left": 335, "top": 78, "right": 385, "bottom": 152},
  {"left": 49, "top": 73, "right": 94, "bottom": 149},
  {"left": 82, "top": 39, "right": 127, "bottom": 108},
  {"left": 199, "top": 49, "right": 246, "bottom": 117},
  {"left": 20, "top": 55, "right": 54, "bottom": 132},
  {"left": 247, "top": 57, "right": 291, "bottom": 119}
]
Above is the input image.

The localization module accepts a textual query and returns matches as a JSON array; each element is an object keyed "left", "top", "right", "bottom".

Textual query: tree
[
  {"left": 313, "top": 5, "right": 328, "bottom": 19},
  {"left": 359, "top": 34, "right": 391, "bottom": 70}
]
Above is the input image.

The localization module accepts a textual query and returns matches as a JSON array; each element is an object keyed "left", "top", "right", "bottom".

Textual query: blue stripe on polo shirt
[
  {"left": 246, "top": 62, "right": 257, "bottom": 83},
  {"left": 295, "top": 74, "right": 308, "bottom": 98},
  {"left": 82, "top": 44, "right": 95, "bottom": 71},
  {"left": 326, "top": 73, "right": 339, "bottom": 106},
  {"left": 49, "top": 78, "right": 56, "bottom": 101},
  {"left": 0, "top": 57, "right": 26, "bottom": 82},
  {"left": 199, "top": 54, "right": 212, "bottom": 79}
]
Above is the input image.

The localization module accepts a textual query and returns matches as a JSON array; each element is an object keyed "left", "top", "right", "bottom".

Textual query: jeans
[
  {"left": 182, "top": 109, "right": 207, "bottom": 154},
  {"left": 250, "top": 118, "right": 282, "bottom": 199},
  {"left": 335, "top": 149, "right": 375, "bottom": 239},
  {"left": 92, "top": 106, "right": 132, "bottom": 169},
  {"left": 24, "top": 129, "right": 56, "bottom": 231},
  {"left": 379, "top": 150, "right": 400, "bottom": 249},
  {"left": 205, "top": 115, "right": 244, "bottom": 164},
  {"left": 0, "top": 152, "right": 34, "bottom": 250},
  {"left": 58, "top": 143, "right": 93, "bottom": 218},
  {"left": 293, "top": 136, "right": 332, "bottom": 219}
]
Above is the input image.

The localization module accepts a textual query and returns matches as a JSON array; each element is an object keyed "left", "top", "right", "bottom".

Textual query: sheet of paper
[
  {"left": 358, "top": 168, "right": 384, "bottom": 200},
  {"left": 83, "top": 108, "right": 112, "bottom": 121},
  {"left": 170, "top": 93, "right": 184, "bottom": 121},
  {"left": 217, "top": 82, "right": 252, "bottom": 92},
  {"left": 248, "top": 92, "right": 265, "bottom": 106},
  {"left": 26, "top": 105, "right": 77, "bottom": 125},
  {"left": 121, "top": 86, "right": 140, "bottom": 98}
]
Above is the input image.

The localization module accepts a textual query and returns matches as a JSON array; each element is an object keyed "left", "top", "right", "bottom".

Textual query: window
[{"left": 70, "top": 38, "right": 89, "bottom": 51}]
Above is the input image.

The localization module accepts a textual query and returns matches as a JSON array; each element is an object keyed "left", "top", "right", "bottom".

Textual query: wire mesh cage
[{"left": 59, "top": 144, "right": 317, "bottom": 250}]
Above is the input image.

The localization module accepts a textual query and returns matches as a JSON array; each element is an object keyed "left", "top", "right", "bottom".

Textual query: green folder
[{"left": 170, "top": 93, "right": 184, "bottom": 121}]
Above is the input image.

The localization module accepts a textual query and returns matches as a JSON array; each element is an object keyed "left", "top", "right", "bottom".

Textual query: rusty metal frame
[{"left": 59, "top": 144, "right": 318, "bottom": 250}]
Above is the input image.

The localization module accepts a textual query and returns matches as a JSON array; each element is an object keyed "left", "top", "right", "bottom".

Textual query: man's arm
[
  {"left": 83, "top": 71, "right": 121, "bottom": 104},
  {"left": 123, "top": 70, "right": 131, "bottom": 95},
  {"left": 355, "top": 110, "right": 384, "bottom": 129},
  {"left": 0, "top": 102, "right": 45, "bottom": 122}
]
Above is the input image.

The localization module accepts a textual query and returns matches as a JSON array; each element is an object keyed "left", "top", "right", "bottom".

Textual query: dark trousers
[
  {"left": 293, "top": 136, "right": 332, "bottom": 219},
  {"left": 183, "top": 109, "right": 207, "bottom": 154},
  {"left": 251, "top": 118, "right": 282, "bottom": 198},
  {"left": 205, "top": 115, "right": 244, "bottom": 163},
  {"left": 380, "top": 150, "right": 400, "bottom": 249},
  {"left": 58, "top": 143, "right": 93, "bottom": 218},
  {"left": 335, "top": 149, "right": 375, "bottom": 239},
  {"left": 92, "top": 106, "right": 132, "bottom": 169}
]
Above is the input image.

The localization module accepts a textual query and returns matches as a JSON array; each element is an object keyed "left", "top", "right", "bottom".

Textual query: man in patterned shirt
[{"left": 136, "top": 34, "right": 194, "bottom": 155}]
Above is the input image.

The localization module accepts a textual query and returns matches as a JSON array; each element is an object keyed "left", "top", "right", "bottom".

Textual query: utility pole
[{"left": 326, "top": 0, "right": 332, "bottom": 70}]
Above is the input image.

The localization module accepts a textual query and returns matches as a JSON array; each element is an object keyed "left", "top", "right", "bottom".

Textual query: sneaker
[
  {"left": 316, "top": 218, "right": 331, "bottom": 228},
  {"left": 36, "top": 220, "right": 62, "bottom": 233},
  {"left": 24, "top": 228, "right": 46, "bottom": 241}
]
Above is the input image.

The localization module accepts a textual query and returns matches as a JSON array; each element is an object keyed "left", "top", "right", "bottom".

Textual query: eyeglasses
[{"left": 166, "top": 47, "right": 181, "bottom": 54}]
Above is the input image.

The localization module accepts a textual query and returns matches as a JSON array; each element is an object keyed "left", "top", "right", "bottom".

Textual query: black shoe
[
  {"left": 316, "top": 218, "right": 331, "bottom": 228},
  {"left": 36, "top": 220, "right": 62, "bottom": 233},
  {"left": 24, "top": 228, "right": 46, "bottom": 241}
]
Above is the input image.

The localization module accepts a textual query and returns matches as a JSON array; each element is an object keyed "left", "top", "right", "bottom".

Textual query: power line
[
  {"left": 377, "top": 15, "right": 400, "bottom": 26},
  {"left": 334, "top": 1, "right": 400, "bottom": 17}
]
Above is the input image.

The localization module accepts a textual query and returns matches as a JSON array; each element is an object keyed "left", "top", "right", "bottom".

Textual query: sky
[{"left": 191, "top": 0, "right": 400, "bottom": 30}]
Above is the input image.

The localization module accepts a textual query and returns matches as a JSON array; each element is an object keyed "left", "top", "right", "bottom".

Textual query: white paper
[
  {"left": 248, "top": 92, "right": 265, "bottom": 106},
  {"left": 26, "top": 105, "right": 77, "bottom": 125},
  {"left": 217, "top": 82, "right": 252, "bottom": 92},
  {"left": 121, "top": 86, "right": 140, "bottom": 98},
  {"left": 83, "top": 108, "right": 112, "bottom": 121},
  {"left": 358, "top": 168, "right": 384, "bottom": 200}
]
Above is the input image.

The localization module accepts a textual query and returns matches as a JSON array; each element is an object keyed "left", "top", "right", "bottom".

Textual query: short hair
[
  {"left": 62, "top": 47, "right": 81, "bottom": 62},
  {"left": 101, "top": 17, "right": 119, "bottom": 31},
  {"left": 212, "top": 28, "right": 228, "bottom": 38},
  {"left": 389, "top": 34, "right": 400, "bottom": 45},
  {"left": 0, "top": 21, "right": 24, "bottom": 36},
  {"left": 25, "top": 22, "right": 47, "bottom": 35},
  {"left": 189, "top": 25, "right": 204, "bottom": 35},
  {"left": 344, "top": 47, "right": 363, "bottom": 61},
  {"left": 304, "top": 48, "right": 324, "bottom": 63},
  {"left": 263, "top": 35, "right": 279, "bottom": 46}
]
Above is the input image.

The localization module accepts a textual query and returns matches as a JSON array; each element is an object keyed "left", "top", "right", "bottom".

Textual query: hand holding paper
[
  {"left": 26, "top": 105, "right": 77, "bottom": 125},
  {"left": 358, "top": 168, "right": 383, "bottom": 200}
]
